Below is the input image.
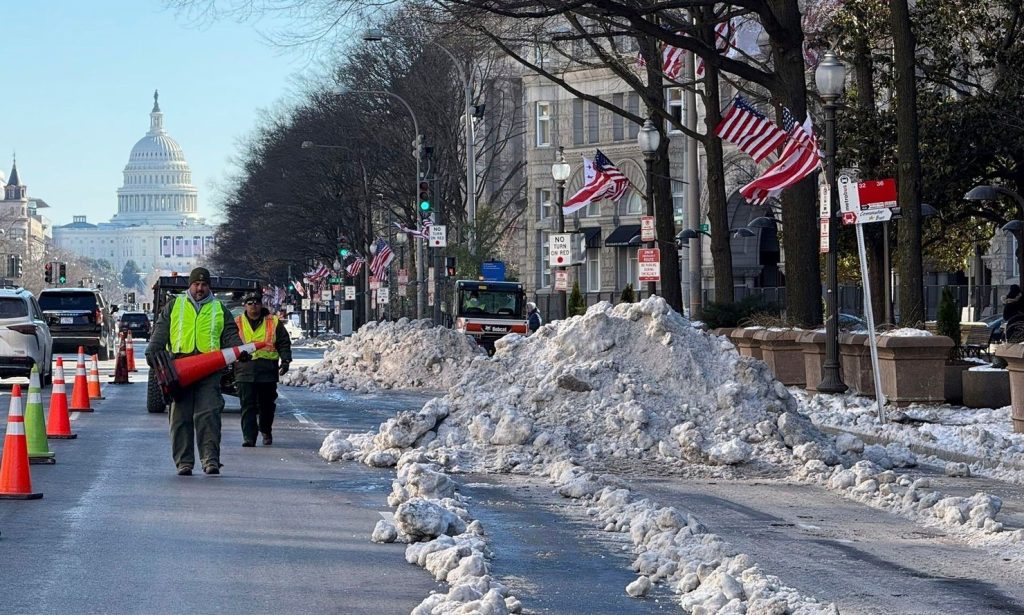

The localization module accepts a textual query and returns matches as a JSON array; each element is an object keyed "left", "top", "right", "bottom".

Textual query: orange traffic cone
[
  {"left": 87, "top": 355, "right": 105, "bottom": 400},
  {"left": 126, "top": 331, "right": 138, "bottom": 372},
  {"left": 69, "top": 347, "right": 93, "bottom": 412},
  {"left": 47, "top": 356, "right": 76, "bottom": 439},
  {"left": 175, "top": 342, "right": 267, "bottom": 389},
  {"left": 0, "top": 384, "right": 43, "bottom": 499},
  {"left": 111, "top": 338, "right": 130, "bottom": 385}
]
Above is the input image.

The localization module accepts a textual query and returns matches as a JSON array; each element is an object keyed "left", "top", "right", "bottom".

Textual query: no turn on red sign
[
  {"left": 549, "top": 234, "right": 572, "bottom": 266},
  {"left": 429, "top": 225, "right": 447, "bottom": 247},
  {"left": 638, "top": 248, "right": 661, "bottom": 282}
]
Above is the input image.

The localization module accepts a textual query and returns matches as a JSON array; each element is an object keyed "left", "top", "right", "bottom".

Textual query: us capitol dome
[{"left": 111, "top": 90, "right": 199, "bottom": 225}]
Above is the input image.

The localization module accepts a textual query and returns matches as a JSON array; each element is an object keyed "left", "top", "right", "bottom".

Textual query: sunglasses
[{"left": 244, "top": 300, "right": 260, "bottom": 305}]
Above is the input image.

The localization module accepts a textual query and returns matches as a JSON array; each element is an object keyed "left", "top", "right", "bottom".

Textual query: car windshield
[
  {"left": 39, "top": 292, "right": 98, "bottom": 312},
  {"left": 121, "top": 313, "right": 148, "bottom": 323},
  {"left": 457, "top": 288, "right": 523, "bottom": 319},
  {"left": 0, "top": 297, "right": 28, "bottom": 318}
]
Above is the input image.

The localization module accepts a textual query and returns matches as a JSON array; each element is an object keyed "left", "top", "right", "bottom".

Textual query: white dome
[{"left": 112, "top": 91, "right": 199, "bottom": 225}]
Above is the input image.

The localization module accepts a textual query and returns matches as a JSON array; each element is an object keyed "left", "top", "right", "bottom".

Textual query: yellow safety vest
[
  {"left": 169, "top": 295, "right": 225, "bottom": 354},
  {"left": 235, "top": 314, "right": 279, "bottom": 361}
]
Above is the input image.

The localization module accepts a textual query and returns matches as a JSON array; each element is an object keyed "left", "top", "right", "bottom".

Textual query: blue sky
[{"left": 3, "top": 1, "right": 329, "bottom": 226}]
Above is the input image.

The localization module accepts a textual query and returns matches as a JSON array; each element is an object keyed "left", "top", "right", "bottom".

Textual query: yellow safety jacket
[
  {"left": 235, "top": 314, "right": 280, "bottom": 361},
  {"left": 169, "top": 295, "right": 225, "bottom": 354}
]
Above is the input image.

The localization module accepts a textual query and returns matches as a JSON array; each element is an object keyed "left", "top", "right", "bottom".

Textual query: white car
[{"left": 0, "top": 288, "right": 53, "bottom": 384}]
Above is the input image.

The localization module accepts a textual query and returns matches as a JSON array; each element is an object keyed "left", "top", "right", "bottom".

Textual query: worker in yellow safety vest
[
  {"left": 147, "top": 267, "right": 244, "bottom": 476},
  {"left": 234, "top": 290, "right": 292, "bottom": 447}
]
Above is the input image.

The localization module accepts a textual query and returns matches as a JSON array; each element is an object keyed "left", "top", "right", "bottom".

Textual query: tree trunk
[
  {"left": 702, "top": 64, "right": 735, "bottom": 304},
  {"left": 891, "top": 0, "right": 925, "bottom": 324},
  {"left": 769, "top": 0, "right": 821, "bottom": 326}
]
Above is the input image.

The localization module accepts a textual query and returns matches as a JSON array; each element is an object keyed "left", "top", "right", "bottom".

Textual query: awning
[
  {"left": 604, "top": 224, "right": 641, "bottom": 247},
  {"left": 578, "top": 227, "right": 601, "bottom": 248}
]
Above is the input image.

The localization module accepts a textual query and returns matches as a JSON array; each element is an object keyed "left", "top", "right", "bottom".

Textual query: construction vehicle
[
  {"left": 453, "top": 279, "right": 528, "bottom": 354},
  {"left": 146, "top": 275, "right": 260, "bottom": 413}
]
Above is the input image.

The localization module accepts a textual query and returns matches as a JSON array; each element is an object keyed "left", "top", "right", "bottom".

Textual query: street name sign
[
  {"left": 638, "top": 248, "right": 661, "bottom": 282},
  {"left": 640, "top": 216, "right": 656, "bottom": 242},
  {"left": 549, "top": 234, "right": 572, "bottom": 266}
]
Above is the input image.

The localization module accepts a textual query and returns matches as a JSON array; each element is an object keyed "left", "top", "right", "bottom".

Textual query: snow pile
[
  {"left": 369, "top": 452, "right": 524, "bottom": 615},
  {"left": 337, "top": 298, "right": 831, "bottom": 473},
  {"left": 283, "top": 318, "right": 484, "bottom": 392},
  {"left": 550, "top": 461, "right": 836, "bottom": 613}
]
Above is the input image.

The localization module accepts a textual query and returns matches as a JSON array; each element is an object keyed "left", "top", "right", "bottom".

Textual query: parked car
[
  {"left": 0, "top": 287, "right": 53, "bottom": 384},
  {"left": 38, "top": 288, "right": 118, "bottom": 360},
  {"left": 117, "top": 311, "right": 152, "bottom": 340},
  {"left": 839, "top": 313, "right": 868, "bottom": 332}
]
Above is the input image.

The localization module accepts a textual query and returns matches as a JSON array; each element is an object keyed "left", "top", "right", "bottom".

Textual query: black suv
[
  {"left": 117, "top": 311, "right": 151, "bottom": 340},
  {"left": 39, "top": 288, "right": 118, "bottom": 360}
]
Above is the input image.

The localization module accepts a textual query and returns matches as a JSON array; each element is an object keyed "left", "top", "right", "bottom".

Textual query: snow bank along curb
[{"left": 283, "top": 318, "right": 484, "bottom": 393}]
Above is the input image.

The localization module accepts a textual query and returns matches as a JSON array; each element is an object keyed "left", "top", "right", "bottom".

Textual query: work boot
[
  {"left": 177, "top": 465, "right": 193, "bottom": 476},
  {"left": 262, "top": 432, "right": 272, "bottom": 446},
  {"left": 203, "top": 464, "right": 220, "bottom": 475},
  {"left": 242, "top": 440, "right": 255, "bottom": 447}
]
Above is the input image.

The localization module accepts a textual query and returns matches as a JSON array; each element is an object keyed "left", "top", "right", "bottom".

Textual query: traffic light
[
  {"left": 411, "top": 135, "right": 423, "bottom": 160},
  {"left": 58, "top": 262, "right": 67, "bottom": 285},
  {"left": 338, "top": 247, "right": 350, "bottom": 258},
  {"left": 418, "top": 180, "right": 431, "bottom": 213},
  {"left": 288, "top": 282, "right": 295, "bottom": 292},
  {"left": 128, "top": 291, "right": 136, "bottom": 304},
  {"left": 44, "top": 262, "right": 53, "bottom": 284},
  {"left": 13, "top": 254, "right": 22, "bottom": 279},
  {"left": 445, "top": 256, "right": 457, "bottom": 278}
]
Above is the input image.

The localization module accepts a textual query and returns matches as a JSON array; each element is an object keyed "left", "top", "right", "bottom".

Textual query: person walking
[
  {"left": 1004, "top": 284, "right": 1024, "bottom": 342},
  {"left": 527, "top": 301, "right": 542, "bottom": 333},
  {"left": 234, "top": 291, "right": 292, "bottom": 447},
  {"left": 147, "top": 267, "right": 245, "bottom": 476}
]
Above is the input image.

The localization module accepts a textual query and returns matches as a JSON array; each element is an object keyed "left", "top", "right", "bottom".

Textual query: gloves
[
  {"left": 237, "top": 351, "right": 252, "bottom": 362},
  {"left": 278, "top": 362, "right": 290, "bottom": 376}
]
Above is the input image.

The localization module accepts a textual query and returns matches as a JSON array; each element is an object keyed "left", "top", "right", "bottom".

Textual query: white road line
[
  {"left": 293, "top": 412, "right": 310, "bottom": 424},
  {"left": 69, "top": 412, "right": 80, "bottom": 421},
  {"left": 378, "top": 511, "right": 394, "bottom": 522}
]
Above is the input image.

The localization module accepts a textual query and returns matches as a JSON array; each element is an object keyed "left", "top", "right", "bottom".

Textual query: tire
[
  {"left": 147, "top": 371, "right": 167, "bottom": 413},
  {"left": 1008, "top": 321, "right": 1024, "bottom": 344}
]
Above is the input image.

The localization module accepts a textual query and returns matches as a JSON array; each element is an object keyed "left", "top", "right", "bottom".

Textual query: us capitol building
[{"left": 53, "top": 91, "right": 215, "bottom": 286}]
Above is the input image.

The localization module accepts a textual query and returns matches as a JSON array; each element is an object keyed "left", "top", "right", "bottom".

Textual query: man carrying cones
[
  {"left": 146, "top": 267, "right": 245, "bottom": 476},
  {"left": 234, "top": 290, "right": 291, "bottom": 447}
]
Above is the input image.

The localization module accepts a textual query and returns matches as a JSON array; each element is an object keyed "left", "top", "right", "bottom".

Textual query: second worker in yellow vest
[{"left": 234, "top": 290, "right": 292, "bottom": 447}]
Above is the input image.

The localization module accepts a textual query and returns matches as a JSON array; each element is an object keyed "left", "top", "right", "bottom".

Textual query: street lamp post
[
  {"left": 637, "top": 118, "right": 661, "bottom": 298},
  {"left": 551, "top": 147, "right": 571, "bottom": 319},
  {"left": 965, "top": 185, "right": 1024, "bottom": 284},
  {"left": 815, "top": 51, "right": 848, "bottom": 394}
]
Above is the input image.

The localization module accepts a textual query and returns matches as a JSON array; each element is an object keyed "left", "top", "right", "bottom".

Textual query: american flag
[
  {"left": 714, "top": 95, "right": 788, "bottom": 163},
  {"left": 741, "top": 108, "right": 821, "bottom": 205},
  {"left": 345, "top": 255, "right": 366, "bottom": 278},
  {"left": 394, "top": 221, "right": 427, "bottom": 239},
  {"left": 637, "top": 20, "right": 736, "bottom": 82},
  {"left": 304, "top": 262, "right": 330, "bottom": 283},
  {"left": 563, "top": 150, "right": 631, "bottom": 215},
  {"left": 292, "top": 279, "right": 305, "bottom": 298},
  {"left": 421, "top": 217, "right": 433, "bottom": 235},
  {"left": 369, "top": 239, "right": 394, "bottom": 282},
  {"left": 696, "top": 20, "right": 734, "bottom": 79}
]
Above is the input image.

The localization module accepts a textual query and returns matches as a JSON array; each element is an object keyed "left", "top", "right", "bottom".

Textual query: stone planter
[
  {"left": 753, "top": 329, "right": 806, "bottom": 386},
  {"left": 797, "top": 331, "right": 827, "bottom": 393},
  {"left": 944, "top": 362, "right": 972, "bottom": 405},
  {"left": 712, "top": 327, "right": 737, "bottom": 339},
  {"left": 839, "top": 333, "right": 873, "bottom": 397},
  {"left": 729, "top": 328, "right": 763, "bottom": 360},
  {"left": 995, "top": 344, "right": 1024, "bottom": 433},
  {"left": 962, "top": 368, "right": 1011, "bottom": 409},
  {"left": 875, "top": 335, "right": 954, "bottom": 406}
]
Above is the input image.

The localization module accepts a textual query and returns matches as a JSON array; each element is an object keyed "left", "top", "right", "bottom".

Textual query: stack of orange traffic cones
[
  {"left": 69, "top": 347, "right": 93, "bottom": 412},
  {"left": 0, "top": 385, "right": 43, "bottom": 499},
  {"left": 46, "top": 356, "right": 76, "bottom": 439},
  {"left": 111, "top": 337, "right": 130, "bottom": 385},
  {"left": 126, "top": 331, "right": 138, "bottom": 372},
  {"left": 25, "top": 365, "right": 55, "bottom": 465},
  {"left": 87, "top": 355, "right": 105, "bottom": 400}
]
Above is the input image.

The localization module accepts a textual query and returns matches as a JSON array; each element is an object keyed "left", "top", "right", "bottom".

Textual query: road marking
[
  {"left": 378, "top": 511, "right": 394, "bottom": 521},
  {"left": 70, "top": 412, "right": 80, "bottom": 421},
  {"left": 293, "top": 412, "right": 310, "bottom": 424}
]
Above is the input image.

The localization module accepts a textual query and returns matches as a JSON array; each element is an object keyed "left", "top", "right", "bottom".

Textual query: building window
[
  {"left": 536, "top": 101, "right": 552, "bottom": 147},
  {"left": 667, "top": 88, "right": 684, "bottom": 132},
  {"left": 539, "top": 231, "right": 552, "bottom": 288},
  {"left": 673, "top": 192, "right": 686, "bottom": 227},
  {"left": 585, "top": 198, "right": 601, "bottom": 218},
  {"left": 627, "top": 93, "right": 640, "bottom": 139},
  {"left": 624, "top": 191, "right": 643, "bottom": 215},
  {"left": 612, "top": 93, "right": 624, "bottom": 141},
  {"left": 587, "top": 101, "right": 600, "bottom": 144},
  {"left": 572, "top": 99, "right": 585, "bottom": 145},
  {"left": 538, "top": 188, "right": 553, "bottom": 220},
  {"left": 585, "top": 248, "right": 601, "bottom": 292},
  {"left": 620, "top": 247, "right": 641, "bottom": 289}
]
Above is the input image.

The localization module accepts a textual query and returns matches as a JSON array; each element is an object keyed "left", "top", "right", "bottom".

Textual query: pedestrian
[
  {"left": 1004, "top": 284, "right": 1024, "bottom": 342},
  {"left": 146, "top": 267, "right": 246, "bottom": 476},
  {"left": 234, "top": 290, "right": 292, "bottom": 447},
  {"left": 527, "top": 301, "right": 542, "bottom": 333}
]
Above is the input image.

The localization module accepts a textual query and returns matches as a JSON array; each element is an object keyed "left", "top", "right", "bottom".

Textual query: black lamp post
[
  {"left": 551, "top": 147, "right": 571, "bottom": 319},
  {"left": 638, "top": 118, "right": 661, "bottom": 297},
  {"left": 815, "top": 50, "right": 848, "bottom": 394}
]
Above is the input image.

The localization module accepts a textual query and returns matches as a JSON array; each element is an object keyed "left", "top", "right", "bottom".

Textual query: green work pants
[{"left": 169, "top": 372, "right": 225, "bottom": 470}]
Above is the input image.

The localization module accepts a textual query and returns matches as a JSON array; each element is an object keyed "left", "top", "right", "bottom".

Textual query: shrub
[
  {"left": 701, "top": 295, "right": 774, "bottom": 329},
  {"left": 619, "top": 283, "right": 636, "bottom": 304},
  {"left": 568, "top": 281, "right": 587, "bottom": 317},
  {"left": 937, "top": 286, "right": 962, "bottom": 361}
]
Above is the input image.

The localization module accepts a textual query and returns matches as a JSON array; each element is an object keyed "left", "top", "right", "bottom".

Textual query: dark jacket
[
  {"left": 528, "top": 309, "right": 542, "bottom": 333},
  {"left": 233, "top": 308, "right": 292, "bottom": 383}
]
